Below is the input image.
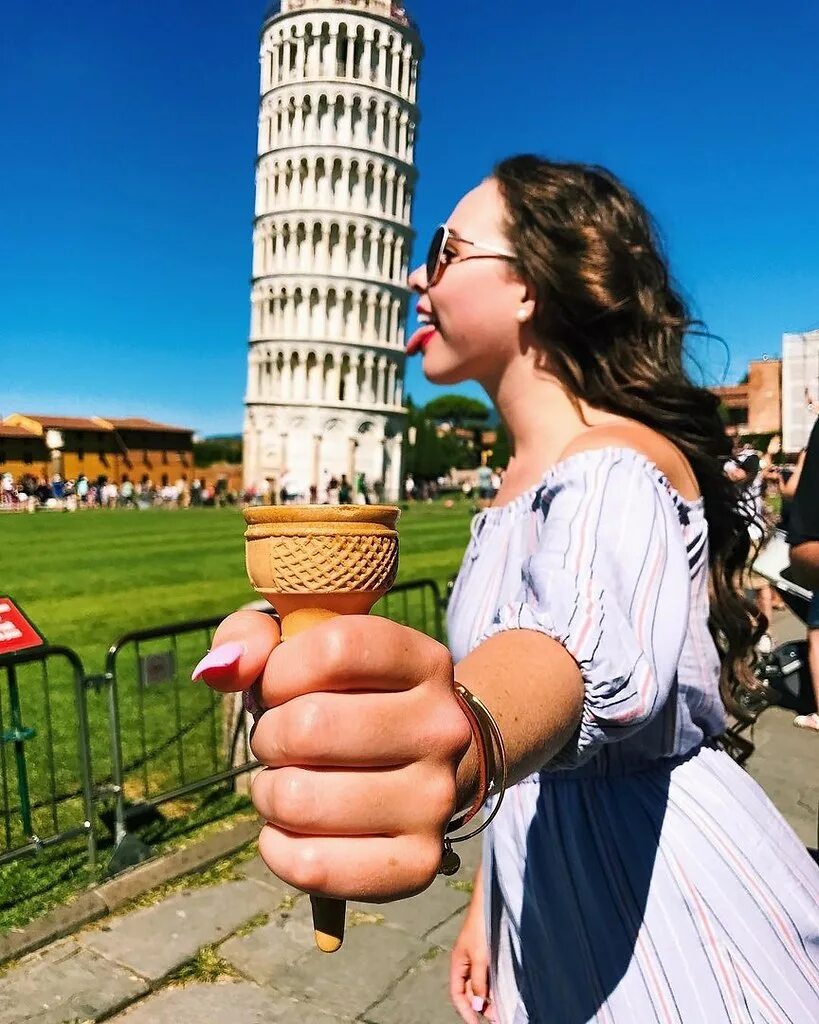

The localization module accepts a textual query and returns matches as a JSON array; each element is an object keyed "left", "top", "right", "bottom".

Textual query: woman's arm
[
  {"left": 454, "top": 630, "right": 583, "bottom": 809},
  {"left": 790, "top": 541, "right": 819, "bottom": 590},
  {"left": 779, "top": 449, "right": 807, "bottom": 499}
]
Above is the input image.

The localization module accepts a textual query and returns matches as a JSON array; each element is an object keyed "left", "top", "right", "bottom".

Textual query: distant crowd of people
[
  {"left": 3, "top": 436, "right": 807, "bottom": 533},
  {"left": 0, "top": 472, "right": 238, "bottom": 512},
  {"left": 245, "top": 470, "right": 383, "bottom": 506},
  {"left": 403, "top": 465, "right": 504, "bottom": 507},
  {"left": 724, "top": 431, "right": 813, "bottom": 629}
]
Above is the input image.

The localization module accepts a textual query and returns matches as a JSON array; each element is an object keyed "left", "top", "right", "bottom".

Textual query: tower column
[
  {"left": 312, "top": 433, "right": 322, "bottom": 488},
  {"left": 307, "top": 32, "right": 320, "bottom": 77},
  {"left": 364, "top": 354, "right": 376, "bottom": 403},
  {"left": 365, "top": 292, "right": 377, "bottom": 340},
  {"left": 377, "top": 40, "right": 387, "bottom": 87},
  {"left": 402, "top": 49, "right": 411, "bottom": 97},
  {"left": 393, "top": 45, "right": 404, "bottom": 91},
  {"left": 387, "top": 360, "right": 396, "bottom": 406}
]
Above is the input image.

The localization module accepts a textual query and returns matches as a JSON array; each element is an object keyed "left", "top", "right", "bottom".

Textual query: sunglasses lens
[{"left": 426, "top": 226, "right": 445, "bottom": 284}]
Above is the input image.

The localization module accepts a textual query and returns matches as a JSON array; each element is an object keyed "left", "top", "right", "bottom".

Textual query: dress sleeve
[{"left": 478, "top": 449, "right": 691, "bottom": 767}]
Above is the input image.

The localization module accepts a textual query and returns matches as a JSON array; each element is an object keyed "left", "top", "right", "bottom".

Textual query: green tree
[
  {"left": 404, "top": 396, "right": 477, "bottom": 478},
  {"left": 193, "top": 437, "right": 242, "bottom": 467},
  {"left": 488, "top": 421, "right": 512, "bottom": 468},
  {"left": 422, "top": 394, "right": 491, "bottom": 471},
  {"left": 422, "top": 394, "right": 490, "bottom": 428}
]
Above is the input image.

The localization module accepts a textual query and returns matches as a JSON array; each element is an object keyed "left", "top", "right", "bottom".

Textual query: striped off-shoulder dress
[{"left": 447, "top": 448, "right": 819, "bottom": 1024}]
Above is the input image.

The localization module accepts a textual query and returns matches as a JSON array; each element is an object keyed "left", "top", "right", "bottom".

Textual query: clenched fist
[{"left": 194, "top": 609, "right": 473, "bottom": 902}]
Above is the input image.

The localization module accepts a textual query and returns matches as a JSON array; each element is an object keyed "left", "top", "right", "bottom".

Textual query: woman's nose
[{"left": 407, "top": 263, "right": 427, "bottom": 293}]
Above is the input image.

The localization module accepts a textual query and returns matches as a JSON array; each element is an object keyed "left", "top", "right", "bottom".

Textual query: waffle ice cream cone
[{"left": 243, "top": 503, "right": 401, "bottom": 952}]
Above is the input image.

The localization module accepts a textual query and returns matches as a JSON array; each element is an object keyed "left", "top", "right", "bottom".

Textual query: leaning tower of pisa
[{"left": 243, "top": 0, "right": 422, "bottom": 502}]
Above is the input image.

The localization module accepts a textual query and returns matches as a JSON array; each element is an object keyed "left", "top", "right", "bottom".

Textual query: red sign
[{"left": 0, "top": 597, "right": 45, "bottom": 657}]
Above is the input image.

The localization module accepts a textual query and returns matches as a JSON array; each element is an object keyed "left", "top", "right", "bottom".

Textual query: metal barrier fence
[
  {"left": 0, "top": 578, "right": 446, "bottom": 872},
  {"left": 373, "top": 578, "right": 444, "bottom": 640},
  {"left": 101, "top": 612, "right": 257, "bottom": 849},
  {"left": 0, "top": 645, "right": 96, "bottom": 868},
  {"left": 102, "top": 579, "right": 445, "bottom": 846}
]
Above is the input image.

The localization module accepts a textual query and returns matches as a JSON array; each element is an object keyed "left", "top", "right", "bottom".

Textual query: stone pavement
[
  {"left": 746, "top": 607, "right": 818, "bottom": 849},
  {"left": 0, "top": 607, "right": 815, "bottom": 1023},
  {"left": 0, "top": 838, "right": 482, "bottom": 1024}
]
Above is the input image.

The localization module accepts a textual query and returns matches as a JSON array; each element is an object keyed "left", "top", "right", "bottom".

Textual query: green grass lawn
[
  {"left": 2, "top": 502, "right": 471, "bottom": 671},
  {"left": 0, "top": 501, "right": 473, "bottom": 930}
]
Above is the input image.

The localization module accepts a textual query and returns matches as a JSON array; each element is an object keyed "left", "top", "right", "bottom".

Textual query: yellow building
[{"left": 0, "top": 414, "right": 194, "bottom": 485}]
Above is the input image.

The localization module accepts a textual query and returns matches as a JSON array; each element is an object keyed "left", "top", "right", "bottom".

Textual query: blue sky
[{"left": 1, "top": 0, "right": 817, "bottom": 436}]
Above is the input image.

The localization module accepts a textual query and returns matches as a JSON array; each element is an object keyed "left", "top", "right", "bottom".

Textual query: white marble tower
[{"left": 243, "top": 0, "right": 422, "bottom": 501}]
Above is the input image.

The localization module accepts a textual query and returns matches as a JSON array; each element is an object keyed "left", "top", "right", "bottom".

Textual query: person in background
[
  {"left": 119, "top": 475, "right": 135, "bottom": 508},
  {"left": 279, "top": 468, "right": 293, "bottom": 505},
  {"left": 51, "top": 474, "right": 65, "bottom": 508},
  {"left": 725, "top": 441, "right": 774, "bottom": 639},
  {"left": 778, "top": 445, "right": 807, "bottom": 532},
  {"left": 476, "top": 462, "right": 493, "bottom": 507},
  {"left": 1, "top": 472, "right": 15, "bottom": 506},
  {"left": 34, "top": 477, "right": 52, "bottom": 506},
  {"left": 356, "top": 472, "right": 371, "bottom": 505},
  {"left": 788, "top": 416, "right": 819, "bottom": 731},
  {"left": 338, "top": 474, "right": 352, "bottom": 504},
  {"left": 63, "top": 478, "right": 77, "bottom": 512},
  {"left": 318, "top": 468, "right": 329, "bottom": 502},
  {"left": 176, "top": 474, "right": 190, "bottom": 508},
  {"left": 759, "top": 436, "right": 787, "bottom": 609},
  {"left": 214, "top": 477, "right": 228, "bottom": 507}
]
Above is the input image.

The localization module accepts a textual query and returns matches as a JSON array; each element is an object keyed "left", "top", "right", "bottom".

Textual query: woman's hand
[
  {"left": 451, "top": 884, "right": 494, "bottom": 1024},
  {"left": 196, "top": 609, "right": 473, "bottom": 902}
]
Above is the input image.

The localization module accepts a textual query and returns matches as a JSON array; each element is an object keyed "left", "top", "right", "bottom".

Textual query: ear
[{"left": 516, "top": 281, "right": 537, "bottom": 325}]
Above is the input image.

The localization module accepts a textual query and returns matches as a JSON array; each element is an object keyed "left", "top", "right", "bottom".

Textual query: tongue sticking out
[{"left": 406, "top": 324, "right": 437, "bottom": 356}]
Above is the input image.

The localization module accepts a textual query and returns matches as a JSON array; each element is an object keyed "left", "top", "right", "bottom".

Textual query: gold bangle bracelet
[{"left": 439, "top": 684, "right": 508, "bottom": 875}]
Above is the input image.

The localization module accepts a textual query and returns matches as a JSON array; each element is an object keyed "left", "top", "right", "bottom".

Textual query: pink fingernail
[
  {"left": 471, "top": 997, "right": 486, "bottom": 1013},
  {"left": 191, "top": 641, "right": 245, "bottom": 682}
]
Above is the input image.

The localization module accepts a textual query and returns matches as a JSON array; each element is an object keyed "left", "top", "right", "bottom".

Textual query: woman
[{"left": 194, "top": 156, "right": 819, "bottom": 1023}]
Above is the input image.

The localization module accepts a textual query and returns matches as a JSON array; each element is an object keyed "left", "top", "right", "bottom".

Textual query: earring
[{"left": 516, "top": 309, "right": 528, "bottom": 323}]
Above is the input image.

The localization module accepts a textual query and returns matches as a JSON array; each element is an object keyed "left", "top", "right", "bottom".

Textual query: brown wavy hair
[{"left": 493, "top": 154, "right": 764, "bottom": 717}]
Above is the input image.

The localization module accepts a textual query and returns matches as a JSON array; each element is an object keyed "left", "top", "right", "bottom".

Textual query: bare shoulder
[{"left": 561, "top": 422, "right": 701, "bottom": 502}]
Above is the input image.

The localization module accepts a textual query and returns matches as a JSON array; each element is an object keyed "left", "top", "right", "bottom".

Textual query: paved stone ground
[
  {"left": 746, "top": 608, "right": 819, "bottom": 849},
  {"left": 0, "top": 838, "right": 482, "bottom": 1024},
  {"left": 0, "top": 607, "right": 815, "bottom": 1023}
]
